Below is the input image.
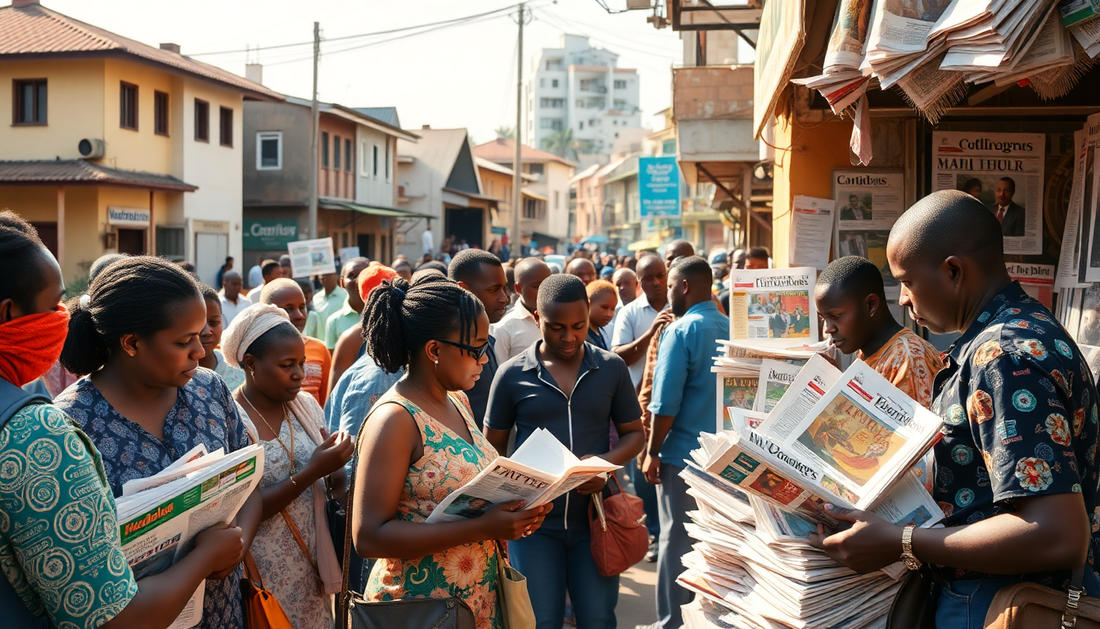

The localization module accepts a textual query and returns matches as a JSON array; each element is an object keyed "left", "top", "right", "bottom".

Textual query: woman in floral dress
[{"left": 352, "top": 274, "right": 551, "bottom": 629}]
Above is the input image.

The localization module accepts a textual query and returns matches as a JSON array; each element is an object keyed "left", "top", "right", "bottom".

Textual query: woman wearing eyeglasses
[{"left": 352, "top": 274, "right": 551, "bottom": 629}]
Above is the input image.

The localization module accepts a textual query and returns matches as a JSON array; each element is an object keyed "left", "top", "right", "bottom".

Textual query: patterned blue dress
[{"left": 54, "top": 367, "right": 251, "bottom": 629}]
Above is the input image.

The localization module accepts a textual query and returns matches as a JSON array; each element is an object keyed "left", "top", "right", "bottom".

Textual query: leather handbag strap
[
  {"left": 338, "top": 418, "right": 370, "bottom": 629},
  {"left": 281, "top": 509, "right": 316, "bottom": 568},
  {"left": 244, "top": 551, "right": 265, "bottom": 589},
  {"left": 1064, "top": 565, "right": 1088, "bottom": 628}
]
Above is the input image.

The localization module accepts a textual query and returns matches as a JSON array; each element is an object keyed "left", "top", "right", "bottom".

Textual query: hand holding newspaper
[
  {"left": 426, "top": 428, "right": 620, "bottom": 523},
  {"left": 115, "top": 444, "right": 265, "bottom": 629}
]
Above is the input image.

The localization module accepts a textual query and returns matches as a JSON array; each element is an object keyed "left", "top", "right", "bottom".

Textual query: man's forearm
[
  {"left": 648, "top": 414, "right": 674, "bottom": 456},
  {"left": 612, "top": 330, "right": 654, "bottom": 367}
]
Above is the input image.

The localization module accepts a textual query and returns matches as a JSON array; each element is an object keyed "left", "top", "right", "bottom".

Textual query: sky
[{"left": 43, "top": 0, "right": 686, "bottom": 143}]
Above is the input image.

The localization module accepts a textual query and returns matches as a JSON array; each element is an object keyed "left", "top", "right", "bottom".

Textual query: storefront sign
[
  {"left": 244, "top": 219, "right": 298, "bottom": 249},
  {"left": 107, "top": 207, "right": 150, "bottom": 227},
  {"left": 639, "top": 156, "right": 682, "bottom": 219}
]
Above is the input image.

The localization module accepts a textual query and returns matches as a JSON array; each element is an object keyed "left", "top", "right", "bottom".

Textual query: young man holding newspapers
[{"left": 809, "top": 191, "right": 1100, "bottom": 628}]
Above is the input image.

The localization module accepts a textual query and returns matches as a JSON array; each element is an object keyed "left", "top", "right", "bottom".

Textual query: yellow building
[{"left": 0, "top": 0, "right": 280, "bottom": 286}]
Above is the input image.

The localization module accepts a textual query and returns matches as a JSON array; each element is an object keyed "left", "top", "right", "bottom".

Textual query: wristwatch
[{"left": 901, "top": 524, "right": 921, "bottom": 571}]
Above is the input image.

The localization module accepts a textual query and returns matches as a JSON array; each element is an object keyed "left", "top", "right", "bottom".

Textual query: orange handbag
[
  {"left": 240, "top": 551, "right": 294, "bottom": 629},
  {"left": 984, "top": 566, "right": 1100, "bottom": 629},
  {"left": 588, "top": 476, "right": 649, "bottom": 577}
]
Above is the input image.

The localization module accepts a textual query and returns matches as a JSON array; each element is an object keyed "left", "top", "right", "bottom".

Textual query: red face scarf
[{"left": 0, "top": 304, "right": 70, "bottom": 387}]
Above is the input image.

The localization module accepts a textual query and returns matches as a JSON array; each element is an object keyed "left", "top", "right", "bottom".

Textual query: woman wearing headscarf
[{"left": 222, "top": 303, "right": 354, "bottom": 629}]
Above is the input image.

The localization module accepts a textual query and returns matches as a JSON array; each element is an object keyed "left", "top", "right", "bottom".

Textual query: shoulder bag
[
  {"left": 885, "top": 565, "right": 936, "bottom": 629},
  {"left": 241, "top": 551, "right": 294, "bottom": 629},
  {"left": 984, "top": 565, "right": 1100, "bottom": 629},
  {"left": 494, "top": 541, "right": 536, "bottom": 629},
  {"left": 337, "top": 416, "right": 475, "bottom": 629},
  {"left": 588, "top": 475, "right": 649, "bottom": 577}
]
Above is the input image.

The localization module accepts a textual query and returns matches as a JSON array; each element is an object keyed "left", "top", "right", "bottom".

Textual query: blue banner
[{"left": 639, "top": 156, "right": 681, "bottom": 219}]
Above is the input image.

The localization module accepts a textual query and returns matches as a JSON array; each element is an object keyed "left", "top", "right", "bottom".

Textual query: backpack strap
[{"left": 0, "top": 379, "right": 50, "bottom": 432}]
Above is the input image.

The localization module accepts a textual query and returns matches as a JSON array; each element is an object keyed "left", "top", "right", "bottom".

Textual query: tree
[
  {"left": 495, "top": 126, "right": 516, "bottom": 140},
  {"left": 542, "top": 128, "right": 581, "bottom": 161}
]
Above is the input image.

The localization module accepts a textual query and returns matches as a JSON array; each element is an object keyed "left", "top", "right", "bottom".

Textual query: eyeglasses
[{"left": 434, "top": 338, "right": 491, "bottom": 360}]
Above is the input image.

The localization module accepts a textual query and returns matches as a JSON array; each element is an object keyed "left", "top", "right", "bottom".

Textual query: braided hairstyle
[
  {"left": 61, "top": 256, "right": 201, "bottom": 375},
  {"left": 0, "top": 210, "right": 50, "bottom": 313},
  {"left": 361, "top": 273, "right": 483, "bottom": 374}
]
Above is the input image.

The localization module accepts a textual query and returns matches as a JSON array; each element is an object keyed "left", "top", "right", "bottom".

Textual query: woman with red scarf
[{"left": 0, "top": 211, "right": 246, "bottom": 629}]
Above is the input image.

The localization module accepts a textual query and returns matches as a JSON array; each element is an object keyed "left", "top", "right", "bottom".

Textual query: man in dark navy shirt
[
  {"left": 485, "top": 274, "right": 644, "bottom": 629},
  {"left": 449, "top": 249, "right": 510, "bottom": 428},
  {"left": 809, "top": 191, "right": 1100, "bottom": 628}
]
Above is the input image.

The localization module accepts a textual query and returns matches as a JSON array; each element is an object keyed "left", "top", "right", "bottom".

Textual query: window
[
  {"left": 552, "top": 79, "right": 559, "bottom": 88},
  {"left": 156, "top": 226, "right": 185, "bottom": 260},
  {"left": 576, "top": 100, "right": 584, "bottom": 108},
  {"left": 360, "top": 140, "right": 370, "bottom": 176},
  {"left": 194, "top": 99, "right": 209, "bottom": 142},
  {"left": 528, "top": 163, "right": 544, "bottom": 176},
  {"left": 345, "top": 138, "right": 352, "bottom": 172},
  {"left": 13, "top": 79, "right": 47, "bottom": 125},
  {"left": 385, "top": 139, "right": 391, "bottom": 181},
  {"left": 540, "top": 118, "right": 563, "bottom": 131},
  {"left": 614, "top": 99, "right": 628, "bottom": 110},
  {"left": 334, "top": 135, "right": 341, "bottom": 170},
  {"left": 540, "top": 98, "right": 564, "bottom": 108},
  {"left": 257, "top": 132, "right": 282, "bottom": 170},
  {"left": 373, "top": 145, "right": 379, "bottom": 177},
  {"left": 321, "top": 132, "right": 329, "bottom": 168},
  {"left": 614, "top": 79, "right": 627, "bottom": 89},
  {"left": 579, "top": 121, "right": 584, "bottom": 130},
  {"left": 219, "top": 106, "right": 233, "bottom": 146},
  {"left": 154, "top": 91, "right": 169, "bottom": 136},
  {"left": 540, "top": 79, "right": 546, "bottom": 88},
  {"left": 120, "top": 82, "right": 138, "bottom": 130}
]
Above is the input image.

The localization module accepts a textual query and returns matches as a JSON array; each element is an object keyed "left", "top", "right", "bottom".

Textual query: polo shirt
[
  {"left": 648, "top": 301, "right": 729, "bottom": 468},
  {"left": 324, "top": 302, "right": 359, "bottom": 350},
  {"left": 491, "top": 300, "right": 542, "bottom": 363},
  {"left": 247, "top": 264, "right": 262, "bottom": 289},
  {"left": 611, "top": 296, "right": 670, "bottom": 388},
  {"left": 313, "top": 286, "right": 348, "bottom": 343},
  {"left": 930, "top": 282, "right": 1100, "bottom": 587},
  {"left": 464, "top": 336, "right": 498, "bottom": 429},
  {"left": 219, "top": 292, "right": 252, "bottom": 327},
  {"left": 486, "top": 341, "right": 642, "bottom": 530}
]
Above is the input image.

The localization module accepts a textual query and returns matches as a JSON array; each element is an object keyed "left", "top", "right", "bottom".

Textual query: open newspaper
[
  {"left": 426, "top": 428, "right": 619, "bottom": 523},
  {"left": 755, "top": 359, "right": 804, "bottom": 413},
  {"left": 727, "top": 267, "right": 819, "bottom": 347},
  {"left": 116, "top": 444, "right": 264, "bottom": 629}
]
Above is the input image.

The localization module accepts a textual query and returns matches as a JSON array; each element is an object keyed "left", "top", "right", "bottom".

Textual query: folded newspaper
[
  {"left": 426, "top": 428, "right": 619, "bottom": 523},
  {"left": 116, "top": 444, "right": 265, "bottom": 629}
]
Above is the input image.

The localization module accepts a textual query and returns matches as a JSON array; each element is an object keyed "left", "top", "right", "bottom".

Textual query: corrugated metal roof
[
  {"left": 0, "top": 160, "right": 198, "bottom": 191},
  {"left": 472, "top": 138, "right": 577, "bottom": 168},
  {"left": 0, "top": 3, "right": 282, "bottom": 100},
  {"left": 354, "top": 107, "right": 400, "bottom": 128}
]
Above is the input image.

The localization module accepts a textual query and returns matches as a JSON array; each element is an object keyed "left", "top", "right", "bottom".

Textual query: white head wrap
[{"left": 220, "top": 303, "right": 296, "bottom": 368}]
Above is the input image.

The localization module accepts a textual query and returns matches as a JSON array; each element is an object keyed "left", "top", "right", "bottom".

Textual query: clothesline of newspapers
[
  {"left": 792, "top": 0, "right": 1100, "bottom": 165},
  {"left": 1055, "top": 111, "right": 1100, "bottom": 386},
  {"left": 116, "top": 444, "right": 265, "bottom": 629},
  {"left": 681, "top": 267, "right": 943, "bottom": 629}
]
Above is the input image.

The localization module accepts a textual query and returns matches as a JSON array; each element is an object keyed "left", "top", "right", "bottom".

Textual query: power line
[
  {"left": 535, "top": 8, "right": 680, "bottom": 60},
  {"left": 189, "top": 3, "right": 525, "bottom": 57}
]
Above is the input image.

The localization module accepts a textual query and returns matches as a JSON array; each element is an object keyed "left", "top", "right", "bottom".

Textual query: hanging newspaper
[
  {"left": 1079, "top": 114, "right": 1100, "bottom": 282},
  {"left": 728, "top": 267, "right": 819, "bottom": 347},
  {"left": 426, "top": 428, "right": 618, "bottom": 523},
  {"left": 932, "top": 131, "right": 1046, "bottom": 255},
  {"left": 1057, "top": 128, "right": 1091, "bottom": 289},
  {"left": 826, "top": 0, "right": 874, "bottom": 71},
  {"left": 789, "top": 195, "right": 835, "bottom": 270},
  {"left": 833, "top": 170, "right": 906, "bottom": 299},
  {"left": 116, "top": 444, "right": 264, "bottom": 629},
  {"left": 1008, "top": 263, "right": 1056, "bottom": 309},
  {"left": 1060, "top": 0, "right": 1100, "bottom": 27}
]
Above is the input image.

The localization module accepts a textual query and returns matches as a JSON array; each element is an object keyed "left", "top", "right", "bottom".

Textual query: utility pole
[
  {"left": 308, "top": 21, "right": 321, "bottom": 239},
  {"left": 510, "top": 3, "right": 527, "bottom": 260}
]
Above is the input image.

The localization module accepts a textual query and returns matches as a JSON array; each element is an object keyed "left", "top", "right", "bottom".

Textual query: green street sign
[{"left": 244, "top": 219, "right": 298, "bottom": 249}]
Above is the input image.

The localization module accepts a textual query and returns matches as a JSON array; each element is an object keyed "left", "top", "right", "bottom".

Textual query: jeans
[
  {"left": 629, "top": 459, "right": 661, "bottom": 538},
  {"left": 509, "top": 527, "right": 619, "bottom": 629},
  {"left": 657, "top": 463, "right": 697, "bottom": 629},
  {"left": 935, "top": 570, "right": 1100, "bottom": 629}
]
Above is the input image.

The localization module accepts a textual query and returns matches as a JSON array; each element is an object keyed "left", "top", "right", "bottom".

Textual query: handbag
[
  {"left": 886, "top": 566, "right": 936, "bottom": 629},
  {"left": 494, "top": 541, "right": 536, "bottom": 629},
  {"left": 588, "top": 475, "right": 649, "bottom": 577},
  {"left": 241, "top": 552, "right": 294, "bottom": 629},
  {"left": 984, "top": 565, "right": 1100, "bottom": 629},
  {"left": 325, "top": 477, "right": 347, "bottom": 561},
  {"left": 337, "top": 423, "right": 476, "bottom": 629}
]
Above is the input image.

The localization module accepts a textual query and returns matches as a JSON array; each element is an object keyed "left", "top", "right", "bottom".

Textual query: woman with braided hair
[{"left": 352, "top": 273, "right": 551, "bottom": 629}]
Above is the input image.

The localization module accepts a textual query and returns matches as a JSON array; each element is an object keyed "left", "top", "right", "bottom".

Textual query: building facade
[
  {"left": 526, "top": 34, "right": 642, "bottom": 160},
  {"left": 0, "top": 0, "right": 280, "bottom": 286}
]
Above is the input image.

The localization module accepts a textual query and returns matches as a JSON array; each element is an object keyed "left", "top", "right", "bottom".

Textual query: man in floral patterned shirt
[{"left": 809, "top": 191, "right": 1100, "bottom": 628}]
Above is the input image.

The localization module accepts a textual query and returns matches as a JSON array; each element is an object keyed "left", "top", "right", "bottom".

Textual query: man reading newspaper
[{"left": 809, "top": 190, "right": 1100, "bottom": 628}]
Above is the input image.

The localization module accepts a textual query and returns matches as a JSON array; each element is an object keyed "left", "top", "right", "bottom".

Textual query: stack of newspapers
[
  {"left": 116, "top": 444, "right": 265, "bottom": 629},
  {"left": 680, "top": 353, "right": 944, "bottom": 629}
]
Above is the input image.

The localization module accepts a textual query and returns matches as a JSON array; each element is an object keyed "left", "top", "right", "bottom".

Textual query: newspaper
[
  {"left": 1057, "top": 128, "right": 1091, "bottom": 289},
  {"left": 833, "top": 170, "right": 907, "bottom": 299},
  {"left": 1060, "top": 0, "right": 1100, "bottom": 26},
  {"left": 116, "top": 444, "right": 264, "bottom": 629},
  {"left": 1008, "top": 263, "right": 1055, "bottom": 308},
  {"left": 1070, "top": 16, "right": 1100, "bottom": 55},
  {"left": 717, "top": 338, "right": 829, "bottom": 361},
  {"left": 991, "top": 8, "right": 1075, "bottom": 85},
  {"left": 426, "top": 428, "right": 618, "bottom": 523},
  {"left": 716, "top": 373, "right": 760, "bottom": 432},
  {"left": 827, "top": 0, "right": 875, "bottom": 70},
  {"left": 932, "top": 131, "right": 1047, "bottom": 255},
  {"left": 1080, "top": 115, "right": 1100, "bottom": 282},
  {"left": 728, "top": 267, "right": 819, "bottom": 347},
  {"left": 287, "top": 237, "right": 336, "bottom": 278},
  {"left": 789, "top": 196, "right": 836, "bottom": 270},
  {"left": 755, "top": 359, "right": 803, "bottom": 414}
]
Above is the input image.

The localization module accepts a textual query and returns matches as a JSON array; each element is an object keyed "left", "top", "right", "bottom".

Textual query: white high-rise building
[{"left": 526, "top": 34, "right": 642, "bottom": 159}]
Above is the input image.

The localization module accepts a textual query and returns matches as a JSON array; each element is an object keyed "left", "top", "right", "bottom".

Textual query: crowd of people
[{"left": 3, "top": 189, "right": 1100, "bottom": 629}]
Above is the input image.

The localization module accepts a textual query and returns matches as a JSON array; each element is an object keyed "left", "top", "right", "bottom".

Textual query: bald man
[
  {"left": 492, "top": 257, "right": 552, "bottom": 362},
  {"left": 664, "top": 239, "right": 695, "bottom": 268},
  {"left": 613, "top": 268, "right": 639, "bottom": 308},
  {"left": 566, "top": 256, "right": 597, "bottom": 285},
  {"left": 259, "top": 278, "right": 331, "bottom": 406},
  {"left": 808, "top": 190, "right": 1100, "bottom": 625}
]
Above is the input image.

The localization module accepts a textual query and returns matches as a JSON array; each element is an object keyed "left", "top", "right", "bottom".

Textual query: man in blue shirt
[
  {"left": 644, "top": 256, "right": 729, "bottom": 629},
  {"left": 808, "top": 191, "right": 1100, "bottom": 628},
  {"left": 485, "top": 274, "right": 644, "bottom": 629}
]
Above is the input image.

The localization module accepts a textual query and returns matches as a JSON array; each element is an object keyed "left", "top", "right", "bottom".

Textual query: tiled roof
[
  {"left": 0, "top": 160, "right": 198, "bottom": 191},
  {"left": 0, "top": 3, "right": 282, "bottom": 100},
  {"left": 472, "top": 138, "right": 577, "bottom": 168}
]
